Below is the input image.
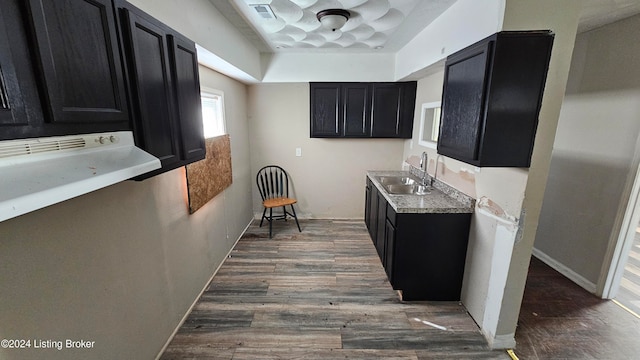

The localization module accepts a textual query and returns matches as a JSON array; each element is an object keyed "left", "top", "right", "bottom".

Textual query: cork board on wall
[{"left": 185, "top": 134, "right": 232, "bottom": 214}]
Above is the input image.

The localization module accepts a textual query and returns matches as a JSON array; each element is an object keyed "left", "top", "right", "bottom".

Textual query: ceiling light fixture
[{"left": 316, "top": 9, "right": 350, "bottom": 32}]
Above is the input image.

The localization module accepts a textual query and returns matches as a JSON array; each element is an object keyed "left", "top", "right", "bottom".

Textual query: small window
[
  {"left": 201, "top": 90, "right": 226, "bottom": 138},
  {"left": 418, "top": 101, "right": 441, "bottom": 149}
]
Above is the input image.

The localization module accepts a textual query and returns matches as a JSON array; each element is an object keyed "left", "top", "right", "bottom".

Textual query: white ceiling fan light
[{"left": 316, "top": 9, "right": 351, "bottom": 31}]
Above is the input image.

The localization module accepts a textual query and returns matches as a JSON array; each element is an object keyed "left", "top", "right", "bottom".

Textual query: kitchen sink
[
  {"left": 384, "top": 184, "right": 431, "bottom": 195},
  {"left": 377, "top": 176, "right": 417, "bottom": 185}
]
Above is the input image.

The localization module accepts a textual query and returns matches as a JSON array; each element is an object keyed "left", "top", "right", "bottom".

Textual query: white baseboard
[{"left": 532, "top": 248, "right": 597, "bottom": 293}]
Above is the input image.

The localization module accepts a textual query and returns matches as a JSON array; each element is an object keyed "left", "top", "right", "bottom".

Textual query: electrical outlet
[{"left": 295, "top": 147, "right": 302, "bottom": 157}]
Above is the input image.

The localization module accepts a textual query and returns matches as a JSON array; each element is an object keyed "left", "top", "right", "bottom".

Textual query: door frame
[{"left": 600, "top": 135, "right": 640, "bottom": 298}]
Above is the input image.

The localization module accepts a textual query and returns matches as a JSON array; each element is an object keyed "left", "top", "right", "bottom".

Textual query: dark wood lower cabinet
[{"left": 365, "top": 179, "right": 472, "bottom": 301}]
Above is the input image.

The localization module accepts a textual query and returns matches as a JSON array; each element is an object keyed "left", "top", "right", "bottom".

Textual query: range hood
[{"left": 0, "top": 131, "right": 160, "bottom": 222}]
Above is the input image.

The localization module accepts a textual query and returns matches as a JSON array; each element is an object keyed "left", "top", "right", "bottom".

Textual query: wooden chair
[{"left": 256, "top": 165, "right": 301, "bottom": 238}]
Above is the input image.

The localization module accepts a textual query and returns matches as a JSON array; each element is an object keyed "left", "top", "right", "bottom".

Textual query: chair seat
[{"left": 263, "top": 197, "right": 297, "bottom": 208}]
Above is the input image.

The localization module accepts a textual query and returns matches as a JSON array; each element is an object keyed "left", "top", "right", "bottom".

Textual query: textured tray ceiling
[
  {"left": 217, "top": 0, "right": 457, "bottom": 52},
  {"left": 259, "top": 0, "right": 419, "bottom": 49}
]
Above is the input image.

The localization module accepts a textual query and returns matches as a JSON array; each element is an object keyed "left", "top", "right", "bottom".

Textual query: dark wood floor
[
  {"left": 515, "top": 257, "right": 640, "bottom": 359},
  {"left": 161, "top": 219, "right": 509, "bottom": 359},
  {"left": 161, "top": 219, "right": 640, "bottom": 359}
]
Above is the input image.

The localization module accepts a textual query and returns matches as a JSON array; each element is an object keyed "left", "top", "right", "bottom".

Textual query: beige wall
[
  {"left": 534, "top": 14, "right": 640, "bottom": 292},
  {"left": 0, "top": 67, "right": 252, "bottom": 360},
  {"left": 247, "top": 83, "right": 406, "bottom": 219}
]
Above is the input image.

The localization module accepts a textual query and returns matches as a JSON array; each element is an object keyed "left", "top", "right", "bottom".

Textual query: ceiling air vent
[
  {"left": 0, "top": 136, "right": 86, "bottom": 159},
  {"left": 249, "top": 4, "right": 276, "bottom": 19}
]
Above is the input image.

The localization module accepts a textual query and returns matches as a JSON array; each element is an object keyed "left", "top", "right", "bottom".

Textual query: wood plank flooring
[
  {"left": 160, "top": 220, "right": 509, "bottom": 359},
  {"left": 161, "top": 219, "right": 640, "bottom": 359},
  {"left": 515, "top": 257, "right": 640, "bottom": 359}
]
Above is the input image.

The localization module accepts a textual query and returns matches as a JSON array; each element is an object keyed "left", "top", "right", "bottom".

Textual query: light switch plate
[{"left": 295, "top": 147, "right": 302, "bottom": 157}]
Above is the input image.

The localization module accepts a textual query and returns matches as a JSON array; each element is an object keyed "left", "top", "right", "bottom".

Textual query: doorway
[
  {"left": 614, "top": 220, "right": 640, "bottom": 315},
  {"left": 601, "top": 153, "right": 640, "bottom": 317}
]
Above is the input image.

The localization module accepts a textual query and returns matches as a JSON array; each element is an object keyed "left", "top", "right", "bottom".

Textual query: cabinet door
[
  {"left": 26, "top": 0, "right": 130, "bottom": 126},
  {"left": 364, "top": 181, "right": 372, "bottom": 231},
  {"left": 438, "top": 40, "right": 492, "bottom": 163},
  {"left": 368, "top": 184, "right": 379, "bottom": 244},
  {"left": 375, "top": 191, "right": 387, "bottom": 260},
  {"left": 119, "top": 7, "right": 180, "bottom": 168},
  {"left": 399, "top": 82, "right": 417, "bottom": 138},
  {"left": 371, "top": 83, "right": 402, "bottom": 137},
  {"left": 0, "top": 5, "right": 28, "bottom": 129},
  {"left": 384, "top": 218, "right": 396, "bottom": 288},
  {"left": 343, "top": 83, "right": 370, "bottom": 137},
  {"left": 168, "top": 33, "right": 205, "bottom": 162},
  {"left": 310, "top": 83, "right": 341, "bottom": 137}
]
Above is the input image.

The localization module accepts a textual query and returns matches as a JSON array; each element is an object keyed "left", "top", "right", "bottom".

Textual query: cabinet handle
[{"left": 0, "top": 67, "right": 9, "bottom": 110}]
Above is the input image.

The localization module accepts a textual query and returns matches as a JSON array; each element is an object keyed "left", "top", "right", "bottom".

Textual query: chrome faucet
[
  {"left": 420, "top": 151, "right": 429, "bottom": 185},
  {"left": 432, "top": 154, "right": 442, "bottom": 187}
]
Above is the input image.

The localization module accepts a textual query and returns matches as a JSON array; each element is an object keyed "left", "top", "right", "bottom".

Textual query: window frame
[
  {"left": 200, "top": 87, "right": 226, "bottom": 139},
  {"left": 418, "top": 101, "right": 441, "bottom": 149}
]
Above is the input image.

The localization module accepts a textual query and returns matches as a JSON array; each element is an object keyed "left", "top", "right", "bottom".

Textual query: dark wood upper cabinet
[
  {"left": 115, "top": 0, "right": 205, "bottom": 178},
  {"left": 371, "top": 82, "right": 415, "bottom": 138},
  {"left": 0, "top": 0, "right": 131, "bottom": 140},
  {"left": 168, "top": 34, "right": 205, "bottom": 161},
  {"left": 118, "top": 6, "right": 180, "bottom": 169},
  {"left": 26, "top": 0, "right": 130, "bottom": 125},
  {"left": 310, "top": 81, "right": 416, "bottom": 139},
  {"left": 0, "top": 0, "right": 204, "bottom": 176},
  {"left": 438, "top": 31, "right": 554, "bottom": 167},
  {"left": 309, "top": 83, "right": 341, "bottom": 137},
  {"left": 343, "top": 83, "right": 370, "bottom": 137}
]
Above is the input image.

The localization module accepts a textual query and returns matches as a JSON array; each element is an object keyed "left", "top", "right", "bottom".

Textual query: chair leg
[
  {"left": 269, "top": 207, "right": 273, "bottom": 238},
  {"left": 282, "top": 206, "right": 287, "bottom": 221},
  {"left": 259, "top": 207, "right": 267, "bottom": 227},
  {"left": 290, "top": 204, "right": 301, "bottom": 232}
]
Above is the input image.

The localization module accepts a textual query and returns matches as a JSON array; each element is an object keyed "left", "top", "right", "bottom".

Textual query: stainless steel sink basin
[
  {"left": 384, "top": 184, "right": 431, "bottom": 195},
  {"left": 377, "top": 176, "right": 416, "bottom": 185}
]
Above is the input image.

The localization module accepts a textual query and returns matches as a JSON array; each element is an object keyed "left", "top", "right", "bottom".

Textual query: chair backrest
[{"left": 256, "top": 165, "right": 291, "bottom": 201}]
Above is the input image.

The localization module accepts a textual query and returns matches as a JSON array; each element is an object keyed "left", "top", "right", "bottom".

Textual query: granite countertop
[{"left": 367, "top": 170, "right": 475, "bottom": 214}]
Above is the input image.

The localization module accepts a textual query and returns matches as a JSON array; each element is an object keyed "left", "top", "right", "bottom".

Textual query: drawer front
[{"left": 386, "top": 202, "right": 397, "bottom": 227}]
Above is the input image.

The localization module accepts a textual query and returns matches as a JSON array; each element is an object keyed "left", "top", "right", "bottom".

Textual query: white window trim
[
  {"left": 200, "top": 87, "right": 226, "bottom": 138},
  {"left": 418, "top": 101, "right": 441, "bottom": 149}
]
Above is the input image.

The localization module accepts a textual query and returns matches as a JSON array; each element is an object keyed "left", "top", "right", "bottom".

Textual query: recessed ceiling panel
[{"left": 216, "top": 0, "right": 458, "bottom": 52}]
